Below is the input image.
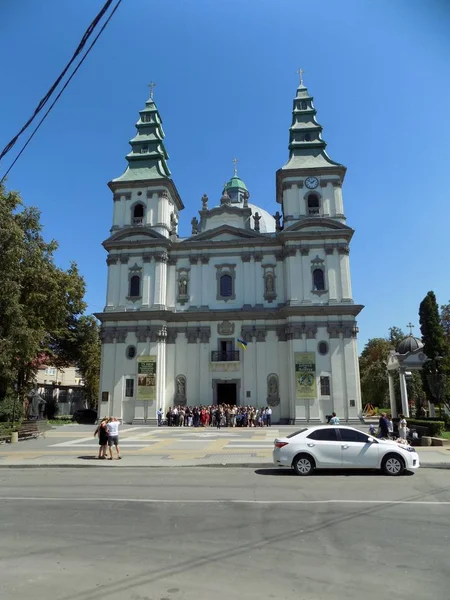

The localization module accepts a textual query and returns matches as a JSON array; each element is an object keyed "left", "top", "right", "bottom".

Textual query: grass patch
[
  {"left": 48, "top": 418, "right": 73, "bottom": 426},
  {"left": 440, "top": 431, "right": 450, "bottom": 440}
]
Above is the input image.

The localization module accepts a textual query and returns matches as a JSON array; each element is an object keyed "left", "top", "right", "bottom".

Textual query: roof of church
[
  {"left": 224, "top": 174, "right": 248, "bottom": 192},
  {"left": 396, "top": 335, "right": 424, "bottom": 355},
  {"left": 282, "top": 81, "right": 344, "bottom": 171},
  {"left": 112, "top": 92, "right": 172, "bottom": 183}
]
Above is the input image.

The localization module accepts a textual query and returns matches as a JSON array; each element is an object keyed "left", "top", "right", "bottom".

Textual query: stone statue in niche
[
  {"left": 253, "top": 212, "right": 261, "bottom": 232},
  {"left": 174, "top": 375, "right": 187, "bottom": 404},
  {"left": 201, "top": 194, "right": 208, "bottom": 210},
  {"left": 267, "top": 374, "right": 280, "bottom": 406},
  {"left": 191, "top": 217, "right": 199, "bottom": 235},
  {"left": 273, "top": 211, "right": 282, "bottom": 232},
  {"left": 265, "top": 273, "right": 275, "bottom": 294},
  {"left": 178, "top": 277, "right": 188, "bottom": 297},
  {"left": 170, "top": 212, "right": 178, "bottom": 234}
]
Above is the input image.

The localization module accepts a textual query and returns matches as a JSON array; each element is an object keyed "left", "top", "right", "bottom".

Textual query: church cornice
[{"left": 95, "top": 303, "right": 364, "bottom": 324}]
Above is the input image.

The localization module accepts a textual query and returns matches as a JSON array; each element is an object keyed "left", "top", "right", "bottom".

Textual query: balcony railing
[
  {"left": 308, "top": 208, "right": 320, "bottom": 215},
  {"left": 211, "top": 351, "right": 240, "bottom": 362},
  {"left": 132, "top": 217, "right": 144, "bottom": 226}
]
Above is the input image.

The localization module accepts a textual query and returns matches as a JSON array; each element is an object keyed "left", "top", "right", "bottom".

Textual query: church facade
[{"left": 96, "top": 78, "right": 363, "bottom": 424}]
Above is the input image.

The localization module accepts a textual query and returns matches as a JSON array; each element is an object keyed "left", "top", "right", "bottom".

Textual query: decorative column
[
  {"left": 399, "top": 368, "right": 409, "bottom": 417},
  {"left": 284, "top": 247, "right": 298, "bottom": 305},
  {"left": 154, "top": 326, "right": 167, "bottom": 421},
  {"left": 388, "top": 371, "right": 397, "bottom": 418},
  {"left": 106, "top": 257, "right": 119, "bottom": 308},
  {"left": 242, "top": 253, "right": 252, "bottom": 306},
  {"left": 333, "top": 181, "right": 344, "bottom": 216},
  {"left": 189, "top": 257, "right": 199, "bottom": 307},
  {"left": 141, "top": 254, "right": 152, "bottom": 307},
  {"left": 118, "top": 255, "right": 129, "bottom": 307},
  {"left": 325, "top": 247, "right": 337, "bottom": 303},
  {"left": 200, "top": 256, "right": 209, "bottom": 307},
  {"left": 300, "top": 247, "right": 311, "bottom": 303},
  {"left": 153, "top": 252, "right": 168, "bottom": 309},
  {"left": 338, "top": 246, "right": 352, "bottom": 302}
]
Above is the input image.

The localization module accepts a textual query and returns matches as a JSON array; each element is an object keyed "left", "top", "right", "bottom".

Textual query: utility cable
[
  {"left": 0, "top": 0, "right": 123, "bottom": 184},
  {"left": 0, "top": 0, "right": 114, "bottom": 164}
]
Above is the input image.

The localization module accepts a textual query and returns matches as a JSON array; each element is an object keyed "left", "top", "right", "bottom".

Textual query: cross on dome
[
  {"left": 407, "top": 322, "right": 415, "bottom": 335},
  {"left": 297, "top": 67, "right": 304, "bottom": 86},
  {"left": 232, "top": 157, "right": 238, "bottom": 175},
  {"left": 148, "top": 81, "right": 156, "bottom": 99}
]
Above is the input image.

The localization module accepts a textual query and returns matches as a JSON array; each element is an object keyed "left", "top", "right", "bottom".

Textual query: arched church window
[
  {"left": 129, "top": 275, "right": 141, "bottom": 298},
  {"left": 304, "top": 133, "right": 311, "bottom": 142},
  {"left": 313, "top": 269, "right": 325, "bottom": 291},
  {"left": 132, "top": 203, "right": 144, "bottom": 225},
  {"left": 307, "top": 194, "right": 320, "bottom": 216},
  {"left": 300, "top": 101, "right": 308, "bottom": 110},
  {"left": 219, "top": 274, "right": 233, "bottom": 298}
]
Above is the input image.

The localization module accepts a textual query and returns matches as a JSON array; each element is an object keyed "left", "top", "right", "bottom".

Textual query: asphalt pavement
[{"left": 1, "top": 467, "right": 450, "bottom": 600}]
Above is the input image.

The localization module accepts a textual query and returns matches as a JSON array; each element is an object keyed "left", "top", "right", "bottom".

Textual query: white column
[
  {"left": 189, "top": 259, "right": 199, "bottom": 307},
  {"left": 106, "top": 260, "right": 118, "bottom": 308},
  {"left": 201, "top": 258, "right": 209, "bottom": 306},
  {"left": 243, "top": 258, "right": 252, "bottom": 305},
  {"left": 255, "top": 258, "right": 264, "bottom": 304},
  {"left": 388, "top": 371, "right": 397, "bottom": 418},
  {"left": 301, "top": 252, "right": 311, "bottom": 303},
  {"left": 333, "top": 183, "right": 344, "bottom": 215},
  {"left": 321, "top": 183, "right": 332, "bottom": 217},
  {"left": 288, "top": 250, "right": 301, "bottom": 304},
  {"left": 153, "top": 253, "right": 168, "bottom": 308},
  {"left": 326, "top": 250, "right": 338, "bottom": 303},
  {"left": 155, "top": 328, "right": 167, "bottom": 421},
  {"left": 167, "top": 260, "right": 176, "bottom": 309},
  {"left": 142, "top": 257, "right": 152, "bottom": 307},
  {"left": 118, "top": 258, "right": 128, "bottom": 307},
  {"left": 399, "top": 368, "right": 409, "bottom": 417},
  {"left": 286, "top": 336, "right": 296, "bottom": 423},
  {"left": 338, "top": 248, "right": 352, "bottom": 301}
]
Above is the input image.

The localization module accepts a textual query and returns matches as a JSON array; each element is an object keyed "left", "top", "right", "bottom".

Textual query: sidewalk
[{"left": 1, "top": 424, "right": 449, "bottom": 468}]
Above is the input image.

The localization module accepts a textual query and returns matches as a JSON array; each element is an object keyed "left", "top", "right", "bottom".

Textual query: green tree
[
  {"left": 419, "top": 291, "right": 450, "bottom": 409},
  {"left": 441, "top": 301, "right": 450, "bottom": 344},
  {"left": 0, "top": 183, "right": 86, "bottom": 403},
  {"left": 359, "top": 338, "right": 394, "bottom": 407},
  {"left": 388, "top": 326, "right": 405, "bottom": 349},
  {"left": 75, "top": 316, "right": 101, "bottom": 409}
]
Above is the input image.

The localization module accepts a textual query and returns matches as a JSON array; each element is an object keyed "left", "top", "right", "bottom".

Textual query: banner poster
[
  {"left": 137, "top": 356, "right": 157, "bottom": 401},
  {"left": 295, "top": 352, "right": 317, "bottom": 399}
]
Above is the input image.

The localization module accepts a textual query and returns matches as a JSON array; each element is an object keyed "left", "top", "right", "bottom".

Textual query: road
[{"left": 1, "top": 468, "right": 450, "bottom": 600}]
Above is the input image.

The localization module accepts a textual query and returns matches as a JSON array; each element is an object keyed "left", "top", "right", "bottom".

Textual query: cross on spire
[
  {"left": 148, "top": 81, "right": 156, "bottom": 100},
  {"left": 297, "top": 68, "right": 304, "bottom": 86},
  {"left": 407, "top": 322, "right": 415, "bottom": 335},
  {"left": 232, "top": 157, "right": 238, "bottom": 175}
]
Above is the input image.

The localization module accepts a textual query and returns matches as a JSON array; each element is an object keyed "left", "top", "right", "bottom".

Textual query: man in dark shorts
[{"left": 106, "top": 417, "right": 122, "bottom": 460}]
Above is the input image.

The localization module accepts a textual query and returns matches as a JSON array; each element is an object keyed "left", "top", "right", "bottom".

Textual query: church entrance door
[{"left": 217, "top": 383, "right": 237, "bottom": 406}]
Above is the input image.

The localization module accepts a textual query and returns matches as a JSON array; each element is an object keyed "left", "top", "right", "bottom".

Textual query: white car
[{"left": 273, "top": 425, "right": 420, "bottom": 476}]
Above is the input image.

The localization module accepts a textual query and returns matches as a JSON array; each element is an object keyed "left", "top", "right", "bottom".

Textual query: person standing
[
  {"left": 387, "top": 416, "right": 394, "bottom": 439},
  {"left": 157, "top": 407, "right": 163, "bottom": 427},
  {"left": 94, "top": 418, "right": 109, "bottom": 459},
  {"left": 266, "top": 406, "right": 272, "bottom": 427},
  {"left": 329, "top": 412, "right": 340, "bottom": 425},
  {"left": 398, "top": 414, "right": 408, "bottom": 440},
  {"left": 378, "top": 412, "right": 389, "bottom": 439},
  {"left": 215, "top": 406, "right": 223, "bottom": 430},
  {"left": 106, "top": 417, "right": 121, "bottom": 460}
]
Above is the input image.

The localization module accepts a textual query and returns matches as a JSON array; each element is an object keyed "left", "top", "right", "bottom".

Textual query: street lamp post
[{"left": 426, "top": 356, "right": 446, "bottom": 419}]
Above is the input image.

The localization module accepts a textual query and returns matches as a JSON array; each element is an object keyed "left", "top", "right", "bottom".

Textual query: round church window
[
  {"left": 318, "top": 341, "right": 328, "bottom": 356},
  {"left": 126, "top": 345, "right": 136, "bottom": 359}
]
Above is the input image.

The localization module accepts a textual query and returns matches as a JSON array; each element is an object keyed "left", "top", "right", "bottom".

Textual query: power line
[{"left": 0, "top": 0, "right": 117, "bottom": 166}]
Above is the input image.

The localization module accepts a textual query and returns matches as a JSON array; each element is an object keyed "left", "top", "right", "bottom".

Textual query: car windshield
[{"left": 286, "top": 428, "right": 308, "bottom": 438}]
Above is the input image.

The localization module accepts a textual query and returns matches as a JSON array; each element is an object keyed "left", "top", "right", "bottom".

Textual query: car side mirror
[{"left": 367, "top": 437, "right": 374, "bottom": 443}]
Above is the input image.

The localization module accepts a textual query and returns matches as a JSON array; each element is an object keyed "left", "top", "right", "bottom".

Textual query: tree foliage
[
  {"left": 419, "top": 291, "right": 450, "bottom": 408},
  {"left": 74, "top": 316, "right": 101, "bottom": 409},
  {"left": 0, "top": 183, "right": 87, "bottom": 400},
  {"left": 359, "top": 337, "right": 394, "bottom": 407}
]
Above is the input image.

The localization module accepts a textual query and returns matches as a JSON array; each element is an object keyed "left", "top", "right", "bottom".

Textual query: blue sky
[{"left": 1, "top": 0, "right": 449, "bottom": 349}]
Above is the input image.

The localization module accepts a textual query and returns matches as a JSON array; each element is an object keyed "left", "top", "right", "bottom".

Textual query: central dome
[
  {"left": 396, "top": 335, "right": 423, "bottom": 355},
  {"left": 247, "top": 203, "right": 276, "bottom": 233},
  {"left": 224, "top": 174, "right": 248, "bottom": 192}
]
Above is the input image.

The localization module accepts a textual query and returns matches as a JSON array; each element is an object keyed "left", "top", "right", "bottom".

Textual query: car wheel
[
  {"left": 292, "top": 454, "right": 315, "bottom": 476},
  {"left": 381, "top": 453, "right": 405, "bottom": 476}
]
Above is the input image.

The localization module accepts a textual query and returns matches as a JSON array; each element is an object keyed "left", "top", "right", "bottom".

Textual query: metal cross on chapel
[
  {"left": 297, "top": 68, "right": 304, "bottom": 86},
  {"left": 407, "top": 322, "right": 414, "bottom": 335},
  {"left": 148, "top": 81, "right": 156, "bottom": 99}
]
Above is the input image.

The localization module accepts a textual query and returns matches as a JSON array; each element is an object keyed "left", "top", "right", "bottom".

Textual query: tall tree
[
  {"left": 359, "top": 338, "right": 394, "bottom": 407},
  {"left": 419, "top": 291, "right": 450, "bottom": 408},
  {"left": 75, "top": 316, "right": 101, "bottom": 409},
  {"left": 441, "top": 301, "right": 450, "bottom": 344},
  {"left": 0, "top": 183, "right": 86, "bottom": 401}
]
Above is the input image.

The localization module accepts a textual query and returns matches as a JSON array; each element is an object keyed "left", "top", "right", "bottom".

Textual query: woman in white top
[{"left": 398, "top": 414, "right": 407, "bottom": 440}]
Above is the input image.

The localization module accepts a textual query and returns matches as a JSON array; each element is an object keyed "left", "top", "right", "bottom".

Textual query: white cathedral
[{"left": 97, "top": 77, "right": 363, "bottom": 424}]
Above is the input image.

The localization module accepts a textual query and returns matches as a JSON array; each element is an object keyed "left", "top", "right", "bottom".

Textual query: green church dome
[{"left": 224, "top": 175, "right": 248, "bottom": 192}]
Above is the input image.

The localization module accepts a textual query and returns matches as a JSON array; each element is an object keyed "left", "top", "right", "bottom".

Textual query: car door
[
  {"left": 337, "top": 428, "right": 380, "bottom": 468},
  {"left": 305, "top": 428, "right": 341, "bottom": 468}
]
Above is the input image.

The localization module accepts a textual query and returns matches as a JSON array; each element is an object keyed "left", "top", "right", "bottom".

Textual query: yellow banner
[
  {"left": 137, "top": 356, "right": 157, "bottom": 401},
  {"left": 295, "top": 352, "right": 316, "bottom": 399}
]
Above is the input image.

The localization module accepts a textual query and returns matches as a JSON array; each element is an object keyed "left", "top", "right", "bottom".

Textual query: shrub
[
  {"left": 407, "top": 419, "right": 445, "bottom": 437},
  {"left": 0, "top": 396, "right": 20, "bottom": 423}
]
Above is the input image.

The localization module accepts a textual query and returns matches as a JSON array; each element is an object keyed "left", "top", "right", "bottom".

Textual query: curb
[{"left": 0, "top": 462, "right": 448, "bottom": 470}]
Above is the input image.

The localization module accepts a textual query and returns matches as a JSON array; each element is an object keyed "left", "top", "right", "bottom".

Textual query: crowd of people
[{"left": 158, "top": 405, "right": 273, "bottom": 428}]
